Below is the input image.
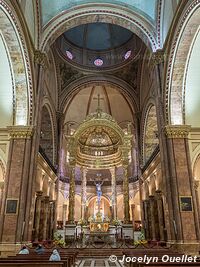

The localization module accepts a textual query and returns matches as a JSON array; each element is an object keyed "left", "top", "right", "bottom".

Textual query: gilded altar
[{"left": 90, "top": 222, "right": 109, "bottom": 232}]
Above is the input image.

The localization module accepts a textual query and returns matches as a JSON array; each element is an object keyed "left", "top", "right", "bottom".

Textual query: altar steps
[{"left": 77, "top": 248, "right": 124, "bottom": 258}]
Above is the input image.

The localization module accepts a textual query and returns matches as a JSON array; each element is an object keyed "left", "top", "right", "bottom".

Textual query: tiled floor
[{"left": 76, "top": 258, "right": 126, "bottom": 267}]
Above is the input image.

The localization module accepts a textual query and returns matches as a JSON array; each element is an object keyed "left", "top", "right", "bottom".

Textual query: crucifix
[{"left": 93, "top": 94, "right": 104, "bottom": 113}]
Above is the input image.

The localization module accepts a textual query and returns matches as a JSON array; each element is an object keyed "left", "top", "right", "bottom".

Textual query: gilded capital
[
  {"left": 165, "top": 125, "right": 191, "bottom": 139},
  {"left": 151, "top": 50, "right": 165, "bottom": 66},
  {"left": 7, "top": 126, "right": 34, "bottom": 139},
  {"left": 34, "top": 50, "right": 47, "bottom": 67}
]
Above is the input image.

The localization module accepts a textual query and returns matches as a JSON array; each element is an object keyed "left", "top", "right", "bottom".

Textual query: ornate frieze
[
  {"left": 7, "top": 126, "right": 34, "bottom": 139},
  {"left": 165, "top": 125, "right": 191, "bottom": 139}
]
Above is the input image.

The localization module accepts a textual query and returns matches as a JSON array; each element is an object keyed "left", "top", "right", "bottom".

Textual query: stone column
[
  {"left": 131, "top": 204, "right": 135, "bottom": 231},
  {"left": 62, "top": 204, "right": 68, "bottom": 228},
  {"left": 123, "top": 166, "right": 130, "bottom": 224},
  {"left": 149, "top": 196, "right": 156, "bottom": 240},
  {"left": 68, "top": 167, "right": 75, "bottom": 224},
  {"left": 0, "top": 126, "right": 34, "bottom": 243},
  {"left": 34, "top": 191, "right": 43, "bottom": 241},
  {"left": 143, "top": 200, "right": 150, "bottom": 240},
  {"left": 110, "top": 167, "right": 117, "bottom": 220},
  {"left": 155, "top": 190, "right": 165, "bottom": 241},
  {"left": 165, "top": 125, "right": 200, "bottom": 243},
  {"left": 81, "top": 168, "right": 87, "bottom": 220},
  {"left": 0, "top": 182, "right": 4, "bottom": 214},
  {"left": 43, "top": 196, "right": 50, "bottom": 240}
]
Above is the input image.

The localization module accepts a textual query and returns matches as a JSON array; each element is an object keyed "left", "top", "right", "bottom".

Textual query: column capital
[
  {"left": 34, "top": 50, "right": 47, "bottom": 67},
  {"left": 194, "top": 179, "right": 200, "bottom": 190},
  {"left": 0, "top": 181, "right": 4, "bottom": 189},
  {"left": 151, "top": 50, "right": 165, "bottom": 66},
  {"left": 36, "top": 191, "right": 43, "bottom": 197},
  {"left": 7, "top": 126, "right": 34, "bottom": 139},
  {"left": 165, "top": 125, "right": 191, "bottom": 139}
]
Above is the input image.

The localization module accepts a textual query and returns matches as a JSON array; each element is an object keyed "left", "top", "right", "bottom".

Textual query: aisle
[{"left": 76, "top": 257, "right": 126, "bottom": 267}]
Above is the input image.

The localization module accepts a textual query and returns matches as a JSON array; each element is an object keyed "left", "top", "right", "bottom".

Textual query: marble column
[
  {"left": 143, "top": 200, "right": 150, "bottom": 240},
  {"left": 155, "top": 190, "right": 165, "bottom": 241},
  {"left": 43, "top": 196, "right": 50, "bottom": 240},
  {"left": 0, "top": 182, "right": 4, "bottom": 215},
  {"left": 149, "top": 196, "right": 156, "bottom": 240},
  {"left": 123, "top": 166, "right": 130, "bottom": 223},
  {"left": 81, "top": 168, "right": 87, "bottom": 220},
  {"left": 34, "top": 191, "right": 43, "bottom": 241},
  {"left": 0, "top": 126, "right": 34, "bottom": 243},
  {"left": 131, "top": 204, "right": 135, "bottom": 231},
  {"left": 68, "top": 167, "right": 75, "bottom": 224},
  {"left": 110, "top": 167, "right": 117, "bottom": 220},
  {"left": 165, "top": 125, "right": 200, "bottom": 242},
  {"left": 63, "top": 204, "right": 68, "bottom": 228}
]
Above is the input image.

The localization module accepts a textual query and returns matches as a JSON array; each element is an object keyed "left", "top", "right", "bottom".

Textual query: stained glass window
[
  {"left": 124, "top": 50, "right": 132, "bottom": 60},
  {"left": 66, "top": 50, "right": 73, "bottom": 60},
  {"left": 94, "top": 58, "right": 103, "bottom": 66}
]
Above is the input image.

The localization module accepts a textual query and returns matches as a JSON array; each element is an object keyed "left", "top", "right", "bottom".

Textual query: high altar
[{"left": 64, "top": 103, "right": 133, "bottom": 241}]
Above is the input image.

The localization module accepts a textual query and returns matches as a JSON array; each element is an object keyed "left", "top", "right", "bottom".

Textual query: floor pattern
[{"left": 76, "top": 258, "right": 126, "bottom": 267}]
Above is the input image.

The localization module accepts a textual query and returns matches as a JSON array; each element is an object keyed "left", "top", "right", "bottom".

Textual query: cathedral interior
[{"left": 0, "top": 0, "right": 200, "bottom": 265}]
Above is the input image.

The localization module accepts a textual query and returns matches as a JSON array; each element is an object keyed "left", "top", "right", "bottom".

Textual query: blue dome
[{"left": 63, "top": 23, "right": 133, "bottom": 51}]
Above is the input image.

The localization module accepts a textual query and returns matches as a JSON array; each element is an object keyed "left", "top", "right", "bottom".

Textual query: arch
[
  {"left": 0, "top": 1, "right": 33, "bottom": 126},
  {"left": 60, "top": 76, "right": 138, "bottom": 116},
  {"left": 165, "top": 1, "right": 200, "bottom": 124},
  {"left": 40, "top": 103, "right": 56, "bottom": 165},
  {"left": 142, "top": 103, "right": 159, "bottom": 164},
  {"left": 40, "top": 4, "right": 158, "bottom": 52},
  {"left": 0, "top": 158, "right": 6, "bottom": 182}
]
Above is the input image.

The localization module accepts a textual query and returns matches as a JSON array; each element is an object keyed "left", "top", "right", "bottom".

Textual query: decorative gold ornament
[
  {"left": 165, "top": 125, "right": 191, "bottom": 138},
  {"left": 7, "top": 126, "right": 34, "bottom": 139}
]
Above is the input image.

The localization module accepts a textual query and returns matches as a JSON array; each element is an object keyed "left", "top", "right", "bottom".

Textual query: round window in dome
[{"left": 94, "top": 58, "right": 104, "bottom": 66}]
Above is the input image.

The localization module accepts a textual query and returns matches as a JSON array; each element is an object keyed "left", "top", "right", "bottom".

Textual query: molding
[{"left": 165, "top": 125, "right": 191, "bottom": 139}]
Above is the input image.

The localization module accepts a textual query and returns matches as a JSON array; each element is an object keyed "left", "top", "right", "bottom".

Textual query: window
[
  {"left": 124, "top": 50, "right": 132, "bottom": 60},
  {"left": 66, "top": 50, "right": 73, "bottom": 60},
  {"left": 94, "top": 58, "right": 103, "bottom": 66}
]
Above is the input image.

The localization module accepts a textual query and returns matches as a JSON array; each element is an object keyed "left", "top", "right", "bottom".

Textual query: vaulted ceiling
[{"left": 41, "top": 0, "right": 157, "bottom": 26}]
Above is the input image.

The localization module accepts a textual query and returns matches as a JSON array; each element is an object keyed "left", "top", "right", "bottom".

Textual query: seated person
[
  {"left": 35, "top": 244, "right": 45, "bottom": 254},
  {"left": 18, "top": 246, "right": 29, "bottom": 254},
  {"left": 49, "top": 249, "right": 61, "bottom": 261}
]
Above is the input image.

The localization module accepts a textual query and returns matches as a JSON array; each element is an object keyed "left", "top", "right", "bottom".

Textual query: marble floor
[{"left": 76, "top": 258, "right": 126, "bottom": 267}]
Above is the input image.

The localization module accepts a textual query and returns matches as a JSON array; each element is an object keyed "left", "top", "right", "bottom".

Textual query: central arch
[{"left": 40, "top": 4, "right": 158, "bottom": 52}]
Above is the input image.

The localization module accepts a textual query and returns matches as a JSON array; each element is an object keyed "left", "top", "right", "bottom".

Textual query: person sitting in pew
[
  {"left": 49, "top": 249, "right": 61, "bottom": 261},
  {"left": 35, "top": 244, "right": 45, "bottom": 254},
  {"left": 18, "top": 246, "right": 29, "bottom": 254}
]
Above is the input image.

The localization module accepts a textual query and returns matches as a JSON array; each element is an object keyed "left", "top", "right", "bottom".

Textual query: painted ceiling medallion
[{"left": 94, "top": 58, "right": 104, "bottom": 67}]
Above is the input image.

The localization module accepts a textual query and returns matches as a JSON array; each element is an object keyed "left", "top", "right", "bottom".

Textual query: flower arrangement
[
  {"left": 53, "top": 231, "right": 65, "bottom": 246},
  {"left": 78, "top": 218, "right": 87, "bottom": 226},
  {"left": 88, "top": 216, "right": 95, "bottom": 222},
  {"left": 112, "top": 218, "right": 122, "bottom": 226}
]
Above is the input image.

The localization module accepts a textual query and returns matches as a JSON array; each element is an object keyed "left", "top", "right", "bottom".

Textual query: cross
[{"left": 93, "top": 94, "right": 104, "bottom": 113}]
